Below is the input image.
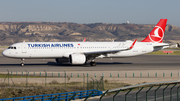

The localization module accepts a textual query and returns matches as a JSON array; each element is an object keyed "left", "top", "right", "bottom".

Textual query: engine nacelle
[
  {"left": 69, "top": 54, "right": 86, "bottom": 65},
  {"left": 55, "top": 58, "right": 69, "bottom": 63}
]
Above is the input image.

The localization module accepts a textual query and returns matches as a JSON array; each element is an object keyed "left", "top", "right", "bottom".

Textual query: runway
[{"left": 0, "top": 54, "right": 180, "bottom": 72}]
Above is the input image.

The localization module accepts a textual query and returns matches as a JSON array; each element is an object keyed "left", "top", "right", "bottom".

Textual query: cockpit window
[{"left": 8, "top": 46, "right": 16, "bottom": 49}]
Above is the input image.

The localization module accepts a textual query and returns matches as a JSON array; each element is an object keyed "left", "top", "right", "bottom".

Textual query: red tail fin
[{"left": 141, "top": 19, "right": 167, "bottom": 43}]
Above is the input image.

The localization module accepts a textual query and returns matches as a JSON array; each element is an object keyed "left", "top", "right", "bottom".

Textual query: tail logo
[{"left": 149, "top": 26, "right": 164, "bottom": 43}]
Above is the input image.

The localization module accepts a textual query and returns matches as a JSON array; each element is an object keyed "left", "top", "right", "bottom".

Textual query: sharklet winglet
[{"left": 129, "top": 39, "right": 137, "bottom": 49}]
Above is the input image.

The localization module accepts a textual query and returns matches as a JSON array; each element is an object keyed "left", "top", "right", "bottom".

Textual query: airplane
[{"left": 2, "top": 19, "right": 169, "bottom": 66}]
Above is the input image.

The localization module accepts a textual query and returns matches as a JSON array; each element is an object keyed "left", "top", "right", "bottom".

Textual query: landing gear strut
[
  {"left": 21, "top": 58, "right": 25, "bottom": 66},
  {"left": 90, "top": 60, "right": 96, "bottom": 66}
]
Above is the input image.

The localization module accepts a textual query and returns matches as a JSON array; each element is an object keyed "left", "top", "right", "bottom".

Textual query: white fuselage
[{"left": 2, "top": 41, "right": 160, "bottom": 59}]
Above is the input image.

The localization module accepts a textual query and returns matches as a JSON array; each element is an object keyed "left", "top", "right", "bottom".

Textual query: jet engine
[{"left": 69, "top": 54, "right": 86, "bottom": 65}]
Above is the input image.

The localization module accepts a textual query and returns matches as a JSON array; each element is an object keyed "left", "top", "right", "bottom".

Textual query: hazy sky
[{"left": 0, "top": 0, "right": 180, "bottom": 27}]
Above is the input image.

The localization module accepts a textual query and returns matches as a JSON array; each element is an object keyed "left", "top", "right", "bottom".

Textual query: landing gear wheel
[
  {"left": 90, "top": 61, "right": 96, "bottom": 66},
  {"left": 21, "top": 63, "right": 24, "bottom": 66}
]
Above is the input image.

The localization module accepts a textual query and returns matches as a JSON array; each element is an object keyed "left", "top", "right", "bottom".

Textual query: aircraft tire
[
  {"left": 90, "top": 62, "right": 96, "bottom": 66},
  {"left": 21, "top": 63, "right": 24, "bottom": 67}
]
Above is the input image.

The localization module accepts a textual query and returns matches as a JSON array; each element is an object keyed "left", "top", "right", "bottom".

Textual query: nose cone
[{"left": 2, "top": 50, "right": 10, "bottom": 57}]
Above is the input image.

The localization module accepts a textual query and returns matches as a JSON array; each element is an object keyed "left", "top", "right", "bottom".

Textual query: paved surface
[
  {"left": 1, "top": 54, "right": 180, "bottom": 100},
  {"left": 89, "top": 85, "right": 180, "bottom": 101},
  {"left": 0, "top": 54, "right": 180, "bottom": 72},
  {"left": 1, "top": 54, "right": 180, "bottom": 85}
]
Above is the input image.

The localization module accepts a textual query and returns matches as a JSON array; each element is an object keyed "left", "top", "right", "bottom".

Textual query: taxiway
[{"left": 0, "top": 54, "right": 179, "bottom": 72}]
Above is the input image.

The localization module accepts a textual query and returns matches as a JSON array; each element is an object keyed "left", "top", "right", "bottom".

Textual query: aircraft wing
[
  {"left": 153, "top": 43, "right": 169, "bottom": 47},
  {"left": 153, "top": 43, "right": 169, "bottom": 48},
  {"left": 151, "top": 43, "right": 170, "bottom": 51},
  {"left": 84, "top": 39, "right": 137, "bottom": 56}
]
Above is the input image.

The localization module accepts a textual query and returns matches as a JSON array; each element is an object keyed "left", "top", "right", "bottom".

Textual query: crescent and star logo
[{"left": 148, "top": 26, "right": 164, "bottom": 43}]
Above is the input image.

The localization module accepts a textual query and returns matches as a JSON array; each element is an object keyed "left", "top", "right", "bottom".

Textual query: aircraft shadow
[
  {"left": 0, "top": 62, "right": 132, "bottom": 67},
  {"left": 51, "top": 62, "right": 132, "bottom": 67},
  {"left": 47, "top": 62, "right": 132, "bottom": 67}
]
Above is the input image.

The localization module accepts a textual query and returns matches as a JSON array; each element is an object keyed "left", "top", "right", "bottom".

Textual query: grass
[
  {"left": 0, "top": 74, "right": 46, "bottom": 78},
  {"left": 104, "top": 82, "right": 129, "bottom": 90},
  {"left": 0, "top": 46, "right": 8, "bottom": 48},
  {"left": 0, "top": 79, "right": 130, "bottom": 99},
  {"left": 0, "top": 84, "right": 84, "bottom": 99}
]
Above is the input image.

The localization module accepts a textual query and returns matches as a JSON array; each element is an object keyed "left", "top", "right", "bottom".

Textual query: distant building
[{"left": 126, "top": 21, "right": 129, "bottom": 24}]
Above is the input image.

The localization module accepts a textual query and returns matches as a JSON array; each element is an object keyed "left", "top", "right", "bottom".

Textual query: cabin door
[{"left": 21, "top": 43, "right": 27, "bottom": 53}]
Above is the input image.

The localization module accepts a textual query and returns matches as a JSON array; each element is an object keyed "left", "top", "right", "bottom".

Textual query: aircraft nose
[{"left": 2, "top": 50, "right": 10, "bottom": 57}]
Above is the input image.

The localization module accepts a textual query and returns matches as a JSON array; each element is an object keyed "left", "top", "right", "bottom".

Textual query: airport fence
[
  {"left": 4, "top": 70, "right": 180, "bottom": 78},
  {"left": 98, "top": 80, "right": 180, "bottom": 101},
  {"left": 2, "top": 70, "right": 180, "bottom": 100},
  {"left": 1, "top": 70, "right": 105, "bottom": 91},
  {"left": 2, "top": 69, "right": 180, "bottom": 88}
]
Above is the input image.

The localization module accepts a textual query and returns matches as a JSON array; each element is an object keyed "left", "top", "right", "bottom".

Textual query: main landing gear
[
  {"left": 90, "top": 60, "right": 96, "bottom": 66},
  {"left": 21, "top": 58, "right": 25, "bottom": 66}
]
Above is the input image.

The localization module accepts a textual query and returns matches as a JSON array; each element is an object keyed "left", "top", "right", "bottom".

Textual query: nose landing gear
[{"left": 21, "top": 58, "right": 25, "bottom": 66}]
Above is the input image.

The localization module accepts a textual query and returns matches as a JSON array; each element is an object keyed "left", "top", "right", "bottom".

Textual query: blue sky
[{"left": 0, "top": 0, "right": 180, "bottom": 27}]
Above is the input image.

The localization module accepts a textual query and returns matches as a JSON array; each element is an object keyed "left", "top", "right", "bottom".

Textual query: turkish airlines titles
[{"left": 27, "top": 43, "right": 74, "bottom": 48}]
